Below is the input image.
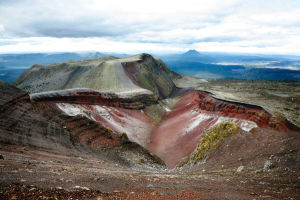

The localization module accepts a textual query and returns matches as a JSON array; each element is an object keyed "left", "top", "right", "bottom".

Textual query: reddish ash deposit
[
  {"left": 31, "top": 90, "right": 294, "bottom": 168},
  {"left": 148, "top": 91, "right": 292, "bottom": 168},
  {"left": 56, "top": 103, "right": 154, "bottom": 147}
]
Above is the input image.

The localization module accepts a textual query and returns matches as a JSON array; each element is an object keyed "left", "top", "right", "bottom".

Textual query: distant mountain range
[
  {"left": 159, "top": 50, "right": 300, "bottom": 81},
  {"left": 161, "top": 49, "right": 300, "bottom": 64},
  {"left": 1, "top": 50, "right": 300, "bottom": 83}
]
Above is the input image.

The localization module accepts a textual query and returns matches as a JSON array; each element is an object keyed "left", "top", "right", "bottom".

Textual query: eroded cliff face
[
  {"left": 25, "top": 88, "right": 158, "bottom": 147},
  {"left": 196, "top": 92, "right": 292, "bottom": 131},
  {"left": 0, "top": 82, "right": 166, "bottom": 169},
  {"left": 148, "top": 91, "right": 298, "bottom": 168},
  {"left": 55, "top": 103, "right": 154, "bottom": 148},
  {"left": 30, "top": 88, "right": 158, "bottom": 110}
]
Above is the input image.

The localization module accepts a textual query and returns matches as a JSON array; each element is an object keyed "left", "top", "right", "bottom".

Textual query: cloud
[
  {"left": 0, "top": 0, "right": 238, "bottom": 38},
  {"left": 0, "top": 37, "right": 183, "bottom": 54},
  {"left": 0, "top": 0, "right": 300, "bottom": 54}
]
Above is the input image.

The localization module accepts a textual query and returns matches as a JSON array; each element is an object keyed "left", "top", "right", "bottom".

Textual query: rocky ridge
[{"left": 14, "top": 53, "right": 180, "bottom": 99}]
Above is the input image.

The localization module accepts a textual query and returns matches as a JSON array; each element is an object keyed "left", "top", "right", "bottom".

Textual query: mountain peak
[{"left": 183, "top": 49, "right": 200, "bottom": 56}]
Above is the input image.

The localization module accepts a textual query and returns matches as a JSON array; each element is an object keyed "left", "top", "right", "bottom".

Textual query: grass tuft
[{"left": 177, "top": 122, "right": 239, "bottom": 167}]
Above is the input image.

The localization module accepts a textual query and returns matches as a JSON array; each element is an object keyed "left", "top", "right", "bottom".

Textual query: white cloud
[
  {"left": 0, "top": 37, "right": 183, "bottom": 54},
  {"left": 0, "top": 0, "right": 300, "bottom": 54}
]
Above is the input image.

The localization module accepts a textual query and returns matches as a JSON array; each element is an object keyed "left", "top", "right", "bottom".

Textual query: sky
[{"left": 0, "top": 0, "right": 300, "bottom": 54}]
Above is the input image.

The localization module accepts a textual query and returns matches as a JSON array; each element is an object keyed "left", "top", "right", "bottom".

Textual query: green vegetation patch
[{"left": 177, "top": 122, "right": 239, "bottom": 167}]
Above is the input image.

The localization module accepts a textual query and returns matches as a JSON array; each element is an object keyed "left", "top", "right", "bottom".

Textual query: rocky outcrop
[
  {"left": 196, "top": 91, "right": 294, "bottom": 131},
  {"left": 30, "top": 88, "right": 158, "bottom": 110},
  {"left": 123, "top": 54, "right": 180, "bottom": 99}
]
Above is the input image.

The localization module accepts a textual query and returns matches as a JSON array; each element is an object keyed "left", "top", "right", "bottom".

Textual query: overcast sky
[{"left": 0, "top": 0, "right": 300, "bottom": 54}]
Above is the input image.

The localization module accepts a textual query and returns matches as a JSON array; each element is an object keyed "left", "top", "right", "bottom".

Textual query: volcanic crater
[{"left": 1, "top": 53, "right": 299, "bottom": 199}]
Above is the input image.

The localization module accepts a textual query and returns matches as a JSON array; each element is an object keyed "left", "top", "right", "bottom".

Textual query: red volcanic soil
[
  {"left": 56, "top": 103, "right": 154, "bottom": 147},
  {"left": 148, "top": 91, "right": 297, "bottom": 168}
]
